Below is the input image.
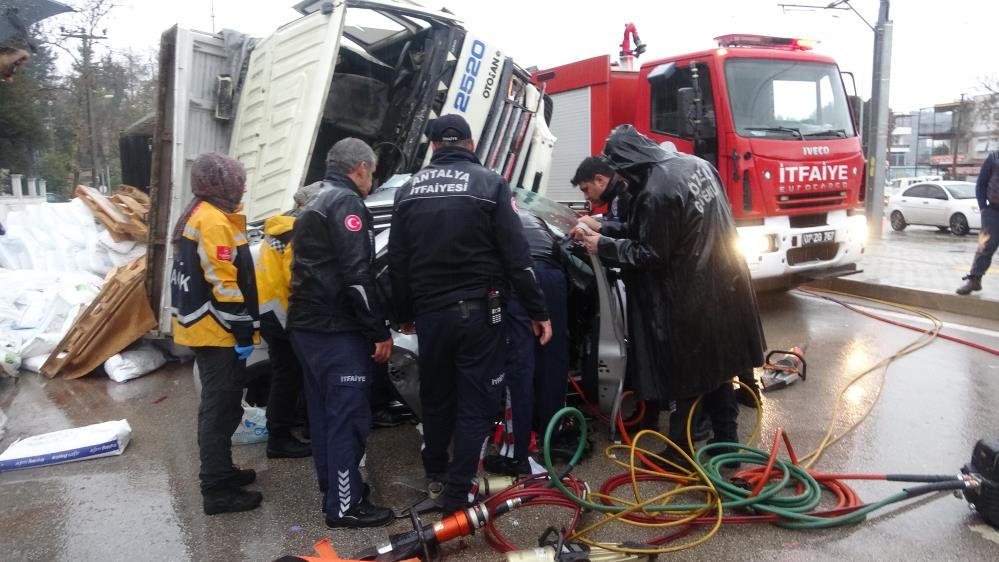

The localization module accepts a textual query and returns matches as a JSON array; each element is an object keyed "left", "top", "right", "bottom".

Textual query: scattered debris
[
  {"left": 74, "top": 184, "right": 150, "bottom": 242},
  {"left": 0, "top": 419, "right": 132, "bottom": 473},
  {"left": 41, "top": 256, "right": 157, "bottom": 380},
  {"left": 152, "top": 395, "right": 168, "bottom": 405},
  {"left": 104, "top": 342, "right": 168, "bottom": 383}
]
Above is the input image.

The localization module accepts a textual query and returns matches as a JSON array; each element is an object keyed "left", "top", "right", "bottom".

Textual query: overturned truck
[{"left": 146, "top": 0, "right": 557, "bottom": 336}]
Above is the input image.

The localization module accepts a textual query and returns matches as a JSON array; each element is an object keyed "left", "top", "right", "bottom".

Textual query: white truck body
[{"left": 146, "top": 0, "right": 556, "bottom": 335}]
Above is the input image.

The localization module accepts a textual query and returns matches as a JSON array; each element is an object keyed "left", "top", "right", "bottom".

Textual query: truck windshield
[{"left": 725, "top": 59, "right": 855, "bottom": 140}]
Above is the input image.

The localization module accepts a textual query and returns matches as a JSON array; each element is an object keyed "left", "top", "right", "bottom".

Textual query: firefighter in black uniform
[
  {"left": 288, "top": 138, "right": 394, "bottom": 529},
  {"left": 388, "top": 114, "right": 551, "bottom": 512}
]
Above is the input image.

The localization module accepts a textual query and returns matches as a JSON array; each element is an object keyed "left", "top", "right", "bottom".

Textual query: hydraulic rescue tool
[{"left": 759, "top": 347, "right": 807, "bottom": 392}]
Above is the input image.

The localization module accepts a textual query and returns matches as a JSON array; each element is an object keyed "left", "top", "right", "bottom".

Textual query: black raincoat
[{"left": 596, "top": 125, "right": 766, "bottom": 401}]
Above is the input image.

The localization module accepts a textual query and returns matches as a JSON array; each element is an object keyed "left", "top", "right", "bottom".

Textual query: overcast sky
[{"left": 49, "top": 0, "right": 993, "bottom": 112}]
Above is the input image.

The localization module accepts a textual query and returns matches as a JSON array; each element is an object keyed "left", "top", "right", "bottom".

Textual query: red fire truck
[{"left": 534, "top": 33, "right": 868, "bottom": 282}]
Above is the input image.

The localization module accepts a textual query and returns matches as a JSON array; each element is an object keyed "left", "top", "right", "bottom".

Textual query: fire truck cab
[{"left": 536, "top": 33, "right": 868, "bottom": 282}]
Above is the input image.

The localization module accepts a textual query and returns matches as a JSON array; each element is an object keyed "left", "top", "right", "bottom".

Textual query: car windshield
[
  {"left": 725, "top": 59, "right": 855, "bottom": 139},
  {"left": 945, "top": 182, "right": 977, "bottom": 199},
  {"left": 512, "top": 187, "right": 580, "bottom": 238}
]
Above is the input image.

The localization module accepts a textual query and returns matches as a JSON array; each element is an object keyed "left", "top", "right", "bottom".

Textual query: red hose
[{"left": 799, "top": 288, "right": 999, "bottom": 357}]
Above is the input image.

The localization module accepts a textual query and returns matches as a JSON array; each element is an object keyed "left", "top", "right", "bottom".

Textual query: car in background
[
  {"left": 883, "top": 175, "right": 943, "bottom": 208},
  {"left": 887, "top": 181, "right": 980, "bottom": 235}
]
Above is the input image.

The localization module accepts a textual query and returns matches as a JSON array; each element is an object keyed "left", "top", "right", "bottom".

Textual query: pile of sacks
[
  {"left": 0, "top": 198, "right": 146, "bottom": 275},
  {"left": 0, "top": 198, "right": 149, "bottom": 378}
]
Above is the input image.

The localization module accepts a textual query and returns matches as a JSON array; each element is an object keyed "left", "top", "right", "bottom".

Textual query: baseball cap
[{"left": 430, "top": 114, "right": 473, "bottom": 143}]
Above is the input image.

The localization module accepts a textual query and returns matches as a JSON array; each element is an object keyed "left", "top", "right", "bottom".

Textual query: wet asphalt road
[{"left": 1, "top": 290, "right": 999, "bottom": 561}]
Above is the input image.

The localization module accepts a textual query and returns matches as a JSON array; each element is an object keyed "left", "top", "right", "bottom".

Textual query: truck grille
[
  {"left": 789, "top": 213, "right": 828, "bottom": 228},
  {"left": 787, "top": 242, "right": 839, "bottom": 265},
  {"left": 777, "top": 191, "right": 846, "bottom": 210}
]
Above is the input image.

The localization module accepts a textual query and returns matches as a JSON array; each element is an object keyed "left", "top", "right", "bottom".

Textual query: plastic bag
[
  {"left": 231, "top": 401, "right": 268, "bottom": 445},
  {"left": 104, "top": 343, "right": 167, "bottom": 383},
  {"left": 2, "top": 346, "right": 20, "bottom": 378}
]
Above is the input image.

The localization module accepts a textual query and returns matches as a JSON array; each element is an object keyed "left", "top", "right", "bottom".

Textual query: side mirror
[
  {"left": 677, "top": 87, "right": 697, "bottom": 137},
  {"left": 847, "top": 94, "right": 862, "bottom": 132}
]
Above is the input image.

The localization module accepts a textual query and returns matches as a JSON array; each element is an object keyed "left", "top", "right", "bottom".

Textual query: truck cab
[{"left": 536, "top": 34, "right": 868, "bottom": 283}]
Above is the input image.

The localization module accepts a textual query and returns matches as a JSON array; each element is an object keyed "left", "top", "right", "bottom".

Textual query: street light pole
[
  {"left": 951, "top": 93, "right": 966, "bottom": 180},
  {"left": 864, "top": 0, "right": 892, "bottom": 240}
]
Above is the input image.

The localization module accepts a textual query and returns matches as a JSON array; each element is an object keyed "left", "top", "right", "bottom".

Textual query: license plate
[{"left": 801, "top": 230, "right": 835, "bottom": 245}]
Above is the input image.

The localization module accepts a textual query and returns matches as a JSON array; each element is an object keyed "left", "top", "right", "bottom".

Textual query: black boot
[
  {"left": 736, "top": 382, "right": 761, "bottom": 408},
  {"left": 325, "top": 498, "right": 393, "bottom": 528},
  {"left": 267, "top": 433, "right": 312, "bottom": 458},
  {"left": 203, "top": 487, "right": 263, "bottom": 515},
  {"left": 223, "top": 466, "right": 256, "bottom": 487},
  {"left": 371, "top": 408, "right": 405, "bottom": 429},
  {"left": 956, "top": 275, "right": 983, "bottom": 295}
]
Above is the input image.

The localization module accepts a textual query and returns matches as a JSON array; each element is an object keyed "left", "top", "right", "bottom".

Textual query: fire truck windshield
[{"left": 725, "top": 59, "right": 855, "bottom": 140}]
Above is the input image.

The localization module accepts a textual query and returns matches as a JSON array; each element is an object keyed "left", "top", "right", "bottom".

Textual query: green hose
[{"left": 542, "top": 406, "right": 935, "bottom": 529}]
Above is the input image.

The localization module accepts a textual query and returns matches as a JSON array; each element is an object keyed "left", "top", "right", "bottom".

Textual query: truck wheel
[
  {"left": 890, "top": 211, "right": 907, "bottom": 231},
  {"left": 949, "top": 213, "right": 969, "bottom": 236}
]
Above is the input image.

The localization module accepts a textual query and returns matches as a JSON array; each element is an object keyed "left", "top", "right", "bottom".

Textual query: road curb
[{"left": 804, "top": 277, "right": 999, "bottom": 320}]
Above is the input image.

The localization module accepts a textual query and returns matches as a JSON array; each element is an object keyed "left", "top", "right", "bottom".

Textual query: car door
[
  {"left": 228, "top": 6, "right": 348, "bottom": 222},
  {"left": 897, "top": 184, "right": 930, "bottom": 223},
  {"left": 921, "top": 183, "right": 950, "bottom": 225}
]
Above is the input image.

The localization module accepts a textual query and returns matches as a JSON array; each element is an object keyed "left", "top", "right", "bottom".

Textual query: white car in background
[{"left": 887, "top": 181, "right": 981, "bottom": 235}]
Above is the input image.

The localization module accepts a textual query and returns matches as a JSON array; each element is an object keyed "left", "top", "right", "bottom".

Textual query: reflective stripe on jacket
[
  {"left": 171, "top": 201, "right": 259, "bottom": 347},
  {"left": 256, "top": 214, "right": 295, "bottom": 334}
]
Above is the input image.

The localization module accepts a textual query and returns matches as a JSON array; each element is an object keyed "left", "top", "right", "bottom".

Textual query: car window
[
  {"left": 903, "top": 185, "right": 928, "bottom": 197},
  {"left": 924, "top": 185, "right": 947, "bottom": 200}
]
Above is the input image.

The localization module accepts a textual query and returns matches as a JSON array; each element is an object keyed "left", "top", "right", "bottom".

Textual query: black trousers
[
  {"left": 533, "top": 263, "right": 570, "bottom": 435},
  {"left": 668, "top": 382, "right": 739, "bottom": 445},
  {"left": 971, "top": 206, "right": 999, "bottom": 278},
  {"left": 194, "top": 346, "right": 246, "bottom": 493},
  {"left": 290, "top": 330, "right": 373, "bottom": 516},
  {"left": 264, "top": 333, "right": 304, "bottom": 437},
  {"left": 417, "top": 300, "right": 506, "bottom": 506}
]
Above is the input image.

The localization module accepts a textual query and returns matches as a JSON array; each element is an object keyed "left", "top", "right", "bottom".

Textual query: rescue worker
[
  {"left": 956, "top": 149, "right": 999, "bottom": 295},
  {"left": 573, "top": 155, "right": 761, "bottom": 412},
  {"left": 572, "top": 155, "right": 629, "bottom": 238},
  {"left": 573, "top": 125, "right": 766, "bottom": 464},
  {"left": 170, "top": 153, "right": 261, "bottom": 515},
  {"left": 388, "top": 114, "right": 551, "bottom": 512},
  {"left": 287, "top": 138, "right": 394, "bottom": 528},
  {"left": 255, "top": 182, "right": 326, "bottom": 459}
]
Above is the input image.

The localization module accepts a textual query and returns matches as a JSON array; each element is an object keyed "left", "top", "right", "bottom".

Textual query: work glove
[{"left": 234, "top": 343, "right": 255, "bottom": 361}]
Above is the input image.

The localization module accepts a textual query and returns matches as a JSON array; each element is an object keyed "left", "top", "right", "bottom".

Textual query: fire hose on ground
[{"left": 285, "top": 288, "right": 999, "bottom": 561}]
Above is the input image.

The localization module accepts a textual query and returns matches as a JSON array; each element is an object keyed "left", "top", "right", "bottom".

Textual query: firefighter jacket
[
  {"left": 256, "top": 214, "right": 296, "bottom": 336},
  {"left": 597, "top": 125, "right": 766, "bottom": 401},
  {"left": 287, "top": 174, "right": 390, "bottom": 344},
  {"left": 171, "top": 201, "right": 259, "bottom": 348},
  {"left": 388, "top": 146, "right": 549, "bottom": 322}
]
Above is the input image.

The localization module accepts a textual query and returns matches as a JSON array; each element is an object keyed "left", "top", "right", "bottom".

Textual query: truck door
[
  {"left": 647, "top": 60, "right": 718, "bottom": 168},
  {"left": 228, "top": 6, "right": 347, "bottom": 222}
]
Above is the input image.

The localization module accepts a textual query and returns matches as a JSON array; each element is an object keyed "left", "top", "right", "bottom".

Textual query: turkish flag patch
[
  {"left": 216, "top": 246, "right": 233, "bottom": 261},
  {"left": 344, "top": 214, "right": 362, "bottom": 232}
]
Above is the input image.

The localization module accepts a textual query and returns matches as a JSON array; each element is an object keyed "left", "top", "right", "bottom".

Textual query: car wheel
[
  {"left": 890, "top": 211, "right": 907, "bottom": 231},
  {"left": 950, "top": 213, "right": 970, "bottom": 236}
]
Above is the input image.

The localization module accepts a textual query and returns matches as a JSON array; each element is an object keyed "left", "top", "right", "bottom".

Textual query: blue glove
[{"left": 234, "top": 344, "right": 255, "bottom": 361}]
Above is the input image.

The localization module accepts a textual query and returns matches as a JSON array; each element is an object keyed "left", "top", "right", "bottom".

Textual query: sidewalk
[{"left": 808, "top": 223, "right": 999, "bottom": 319}]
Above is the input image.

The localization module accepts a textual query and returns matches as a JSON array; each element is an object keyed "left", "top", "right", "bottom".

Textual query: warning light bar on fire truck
[{"left": 714, "top": 34, "right": 820, "bottom": 51}]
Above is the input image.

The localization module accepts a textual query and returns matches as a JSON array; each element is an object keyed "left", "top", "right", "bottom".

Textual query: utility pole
[
  {"left": 61, "top": 29, "right": 107, "bottom": 189},
  {"left": 865, "top": 0, "right": 892, "bottom": 240},
  {"left": 951, "top": 93, "right": 966, "bottom": 180}
]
